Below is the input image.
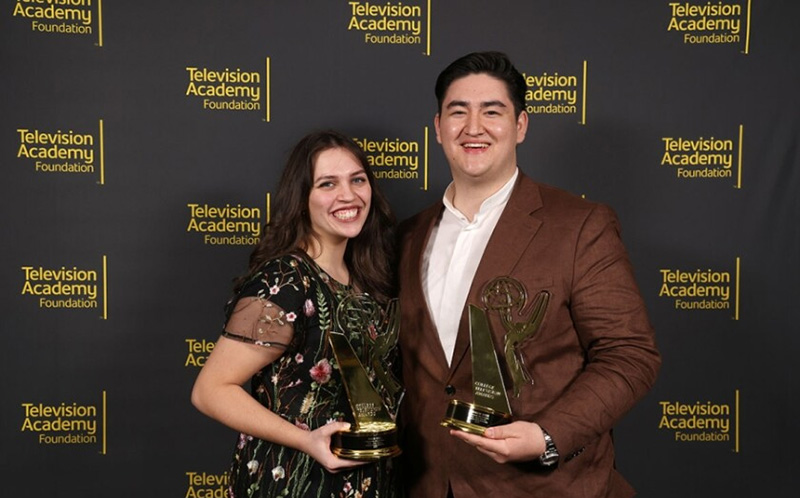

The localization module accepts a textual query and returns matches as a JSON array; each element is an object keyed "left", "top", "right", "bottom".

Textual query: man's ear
[
  {"left": 516, "top": 111, "right": 529, "bottom": 144},
  {"left": 434, "top": 113, "right": 443, "bottom": 144}
]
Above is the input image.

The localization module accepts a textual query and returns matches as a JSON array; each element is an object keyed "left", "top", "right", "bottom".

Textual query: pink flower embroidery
[
  {"left": 285, "top": 312, "right": 297, "bottom": 323},
  {"left": 303, "top": 299, "right": 315, "bottom": 316},
  {"left": 269, "top": 285, "right": 280, "bottom": 295},
  {"left": 295, "top": 353, "right": 304, "bottom": 364},
  {"left": 309, "top": 358, "right": 332, "bottom": 384}
]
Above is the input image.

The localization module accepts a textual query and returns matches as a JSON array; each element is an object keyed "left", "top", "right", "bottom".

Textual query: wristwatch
[{"left": 539, "top": 429, "right": 559, "bottom": 466}]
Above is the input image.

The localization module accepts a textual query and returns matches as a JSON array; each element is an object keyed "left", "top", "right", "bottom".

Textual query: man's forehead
[{"left": 443, "top": 73, "right": 512, "bottom": 105}]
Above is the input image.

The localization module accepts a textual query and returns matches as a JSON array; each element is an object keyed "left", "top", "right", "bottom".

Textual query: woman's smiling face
[{"left": 307, "top": 147, "right": 372, "bottom": 249}]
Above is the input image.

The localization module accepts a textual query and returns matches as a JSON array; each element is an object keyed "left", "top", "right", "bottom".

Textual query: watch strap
[{"left": 539, "top": 428, "right": 559, "bottom": 466}]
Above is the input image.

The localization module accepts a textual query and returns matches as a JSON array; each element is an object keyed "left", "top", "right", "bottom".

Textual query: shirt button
[{"left": 445, "top": 385, "right": 456, "bottom": 396}]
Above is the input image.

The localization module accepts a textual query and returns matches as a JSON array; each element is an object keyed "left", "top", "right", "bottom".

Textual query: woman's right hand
[{"left": 302, "top": 421, "right": 369, "bottom": 473}]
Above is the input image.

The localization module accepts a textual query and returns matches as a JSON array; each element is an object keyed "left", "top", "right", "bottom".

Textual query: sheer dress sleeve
[{"left": 221, "top": 257, "right": 308, "bottom": 350}]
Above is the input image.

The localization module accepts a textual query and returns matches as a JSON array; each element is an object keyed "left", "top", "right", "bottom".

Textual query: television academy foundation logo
[
  {"left": 20, "top": 257, "right": 108, "bottom": 317},
  {"left": 16, "top": 123, "right": 106, "bottom": 184},
  {"left": 20, "top": 392, "right": 107, "bottom": 451},
  {"left": 186, "top": 202, "right": 266, "bottom": 246},
  {"left": 11, "top": 0, "right": 103, "bottom": 45},
  {"left": 346, "top": 0, "right": 428, "bottom": 49},
  {"left": 658, "top": 259, "right": 740, "bottom": 318},
  {"left": 666, "top": 0, "right": 751, "bottom": 51},
  {"left": 185, "top": 62, "right": 270, "bottom": 120},
  {"left": 660, "top": 127, "right": 744, "bottom": 186},
  {"left": 185, "top": 472, "right": 229, "bottom": 498},
  {"left": 185, "top": 338, "right": 215, "bottom": 368},
  {"left": 354, "top": 134, "right": 424, "bottom": 182},
  {"left": 658, "top": 391, "right": 740, "bottom": 448},
  {"left": 522, "top": 61, "right": 588, "bottom": 124}
]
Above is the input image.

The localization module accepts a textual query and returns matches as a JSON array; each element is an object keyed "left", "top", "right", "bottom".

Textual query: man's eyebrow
[
  {"left": 444, "top": 99, "right": 508, "bottom": 109},
  {"left": 445, "top": 99, "right": 469, "bottom": 109},
  {"left": 480, "top": 100, "right": 507, "bottom": 108}
]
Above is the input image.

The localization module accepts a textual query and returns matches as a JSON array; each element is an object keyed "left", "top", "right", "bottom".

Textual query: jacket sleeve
[{"left": 534, "top": 204, "right": 661, "bottom": 461}]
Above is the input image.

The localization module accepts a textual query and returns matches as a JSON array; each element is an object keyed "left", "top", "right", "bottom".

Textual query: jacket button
[{"left": 445, "top": 385, "right": 456, "bottom": 396}]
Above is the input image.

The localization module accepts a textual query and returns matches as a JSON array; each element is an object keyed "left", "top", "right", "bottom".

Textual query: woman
[{"left": 192, "top": 130, "right": 399, "bottom": 498}]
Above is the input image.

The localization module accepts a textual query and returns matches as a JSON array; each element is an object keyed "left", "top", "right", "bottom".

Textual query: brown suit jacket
[{"left": 398, "top": 173, "right": 661, "bottom": 498}]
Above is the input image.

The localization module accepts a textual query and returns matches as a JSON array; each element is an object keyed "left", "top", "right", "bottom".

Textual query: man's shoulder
[
  {"left": 516, "top": 174, "right": 605, "bottom": 216},
  {"left": 398, "top": 201, "right": 442, "bottom": 235}
]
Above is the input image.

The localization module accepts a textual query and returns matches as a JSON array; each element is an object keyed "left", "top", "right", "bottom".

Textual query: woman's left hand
[{"left": 301, "top": 422, "right": 370, "bottom": 473}]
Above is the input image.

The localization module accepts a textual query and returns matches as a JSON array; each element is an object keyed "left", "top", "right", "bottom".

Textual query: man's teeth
[
  {"left": 334, "top": 209, "right": 358, "bottom": 220},
  {"left": 463, "top": 143, "right": 488, "bottom": 148}
]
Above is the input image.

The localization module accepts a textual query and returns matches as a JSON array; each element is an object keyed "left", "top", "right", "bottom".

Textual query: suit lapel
[{"left": 405, "top": 203, "right": 453, "bottom": 379}]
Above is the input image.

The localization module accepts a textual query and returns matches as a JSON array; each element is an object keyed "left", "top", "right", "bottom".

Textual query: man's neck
[{"left": 449, "top": 170, "right": 516, "bottom": 222}]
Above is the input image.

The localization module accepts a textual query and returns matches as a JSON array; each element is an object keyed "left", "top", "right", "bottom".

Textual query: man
[{"left": 397, "top": 51, "right": 661, "bottom": 497}]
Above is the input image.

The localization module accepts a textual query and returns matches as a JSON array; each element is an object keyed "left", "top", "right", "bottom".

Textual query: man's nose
[{"left": 465, "top": 112, "right": 483, "bottom": 135}]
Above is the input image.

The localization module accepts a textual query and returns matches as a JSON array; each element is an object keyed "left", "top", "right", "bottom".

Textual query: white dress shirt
[{"left": 422, "top": 169, "right": 518, "bottom": 365}]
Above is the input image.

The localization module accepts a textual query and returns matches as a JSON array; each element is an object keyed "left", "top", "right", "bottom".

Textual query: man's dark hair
[{"left": 434, "top": 51, "right": 527, "bottom": 116}]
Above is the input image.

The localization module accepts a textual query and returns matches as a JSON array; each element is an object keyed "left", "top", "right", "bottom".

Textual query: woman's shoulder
[
  {"left": 240, "top": 253, "right": 316, "bottom": 298},
  {"left": 259, "top": 253, "right": 309, "bottom": 275}
]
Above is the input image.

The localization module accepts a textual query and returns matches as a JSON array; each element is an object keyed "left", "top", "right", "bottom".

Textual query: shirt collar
[{"left": 442, "top": 168, "right": 518, "bottom": 223}]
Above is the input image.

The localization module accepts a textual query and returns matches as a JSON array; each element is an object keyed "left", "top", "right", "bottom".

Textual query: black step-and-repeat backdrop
[{"left": 2, "top": 1, "right": 798, "bottom": 496}]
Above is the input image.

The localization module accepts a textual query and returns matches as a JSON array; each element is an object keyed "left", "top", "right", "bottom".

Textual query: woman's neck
[{"left": 304, "top": 239, "right": 350, "bottom": 285}]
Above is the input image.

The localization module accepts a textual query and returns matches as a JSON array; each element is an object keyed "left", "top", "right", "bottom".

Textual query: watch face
[{"left": 540, "top": 451, "right": 559, "bottom": 466}]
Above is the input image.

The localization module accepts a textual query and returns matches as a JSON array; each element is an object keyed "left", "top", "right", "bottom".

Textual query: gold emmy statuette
[
  {"left": 441, "top": 277, "right": 549, "bottom": 435},
  {"left": 329, "top": 296, "right": 403, "bottom": 460}
]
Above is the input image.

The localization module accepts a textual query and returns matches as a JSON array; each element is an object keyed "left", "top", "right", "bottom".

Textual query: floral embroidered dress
[{"left": 221, "top": 253, "right": 400, "bottom": 498}]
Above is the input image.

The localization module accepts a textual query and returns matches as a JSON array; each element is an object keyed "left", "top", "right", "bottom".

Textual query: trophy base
[
  {"left": 441, "top": 399, "right": 512, "bottom": 436},
  {"left": 331, "top": 422, "right": 402, "bottom": 461}
]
